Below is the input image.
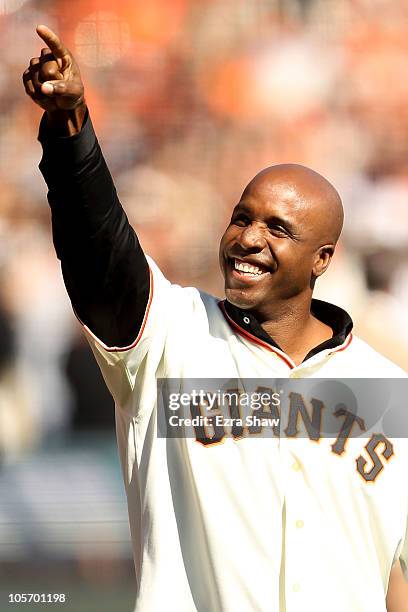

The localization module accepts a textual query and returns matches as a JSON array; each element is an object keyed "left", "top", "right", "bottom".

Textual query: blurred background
[{"left": 1, "top": 0, "right": 408, "bottom": 609}]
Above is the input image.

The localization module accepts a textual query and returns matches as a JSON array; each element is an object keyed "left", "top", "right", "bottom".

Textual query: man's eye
[
  {"left": 232, "top": 215, "right": 249, "bottom": 226},
  {"left": 269, "top": 225, "right": 288, "bottom": 236}
]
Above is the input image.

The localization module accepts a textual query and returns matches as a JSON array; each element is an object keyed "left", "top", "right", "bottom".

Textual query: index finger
[{"left": 36, "top": 24, "right": 69, "bottom": 59}]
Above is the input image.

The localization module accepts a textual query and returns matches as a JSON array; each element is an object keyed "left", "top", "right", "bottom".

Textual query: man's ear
[{"left": 313, "top": 245, "right": 335, "bottom": 278}]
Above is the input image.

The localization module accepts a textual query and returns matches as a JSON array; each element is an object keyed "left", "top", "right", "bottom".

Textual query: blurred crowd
[{"left": 0, "top": 0, "right": 408, "bottom": 462}]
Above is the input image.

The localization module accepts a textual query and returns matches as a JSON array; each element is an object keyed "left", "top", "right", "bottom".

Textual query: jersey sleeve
[{"left": 77, "top": 256, "right": 176, "bottom": 408}]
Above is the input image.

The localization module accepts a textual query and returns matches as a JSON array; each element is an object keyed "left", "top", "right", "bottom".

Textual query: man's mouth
[{"left": 229, "top": 257, "right": 270, "bottom": 281}]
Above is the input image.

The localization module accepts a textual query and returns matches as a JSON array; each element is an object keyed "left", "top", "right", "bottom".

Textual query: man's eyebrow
[{"left": 232, "top": 202, "right": 249, "bottom": 213}]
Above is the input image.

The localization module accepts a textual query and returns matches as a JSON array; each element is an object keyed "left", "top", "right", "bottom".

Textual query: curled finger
[
  {"left": 39, "top": 55, "right": 62, "bottom": 82},
  {"left": 22, "top": 69, "right": 35, "bottom": 97},
  {"left": 29, "top": 57, "right": 42, "bottom": 93}
]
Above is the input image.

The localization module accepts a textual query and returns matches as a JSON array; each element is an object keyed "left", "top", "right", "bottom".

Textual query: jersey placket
[
  {"left": 279, "top": 437, "right": 316, "bottom": 611},
  {"left": 277, "top": 358, "right": 331, "bottom": 610}
]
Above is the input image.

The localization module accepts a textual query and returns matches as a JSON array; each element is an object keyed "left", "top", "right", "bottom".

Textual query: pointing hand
[{"left": 23, "top": 25, "right": 84, "bottom": 113}]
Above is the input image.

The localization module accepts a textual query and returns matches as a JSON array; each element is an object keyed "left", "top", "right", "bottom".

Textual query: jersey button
[
  {"left": 292, "top": 583, "right": 301, "bottom": 593},
  {"left": 295, "top": 519, "right": 304, "bottom": 529}
]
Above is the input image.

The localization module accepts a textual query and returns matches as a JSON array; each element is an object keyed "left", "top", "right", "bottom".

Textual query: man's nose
[{"left": 237, "top": 222, "right": 266, "bottom": 250}]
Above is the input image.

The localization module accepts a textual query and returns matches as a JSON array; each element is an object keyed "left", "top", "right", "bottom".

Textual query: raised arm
[{"left": 23, "top": 26, "right": 149, "bottom": 348}]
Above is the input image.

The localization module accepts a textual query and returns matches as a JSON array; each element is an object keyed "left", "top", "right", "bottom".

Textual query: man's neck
[{"left": 258, "top": 297, "right": 334, "bottom": 366}]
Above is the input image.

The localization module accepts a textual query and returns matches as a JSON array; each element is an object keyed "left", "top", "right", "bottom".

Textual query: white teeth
[{"left": 234, "top": 259, "right": 264, "bottom": 275}]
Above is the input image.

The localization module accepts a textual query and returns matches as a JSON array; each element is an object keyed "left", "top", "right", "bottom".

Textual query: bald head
[
  {"left": 220, "top": 164, "right": 344, "bottom": 316},
  {"left": 243, "top": 164, "right": 344, "bottom": 246}
]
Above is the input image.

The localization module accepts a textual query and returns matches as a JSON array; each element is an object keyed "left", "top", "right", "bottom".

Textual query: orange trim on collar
[
  {"left": 329, "top": 332, "right": 353, "bottom": 354},
  {"left": 218, "top": 301, "right": 296, "bottom": 369},
  {"left": 219, "top": 300, "right": 353, "bottom": 368}
]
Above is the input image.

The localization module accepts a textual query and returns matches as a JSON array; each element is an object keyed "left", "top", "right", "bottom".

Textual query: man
[{"left": 23, "top": 25, "right": 408, "bottom": 611}]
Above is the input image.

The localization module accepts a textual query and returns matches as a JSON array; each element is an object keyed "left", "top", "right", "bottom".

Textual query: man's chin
[{"left": 225, "top": 287, "right": 258, "bottom": 310}]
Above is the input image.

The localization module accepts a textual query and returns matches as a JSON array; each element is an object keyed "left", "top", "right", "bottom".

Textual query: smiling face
[{"left": 219, "top": 164, "right": 343, "bottom": 322}]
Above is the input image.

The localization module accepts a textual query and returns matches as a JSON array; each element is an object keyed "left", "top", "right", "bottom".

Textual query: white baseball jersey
[{"left": 79, "top": 257, "right": 408, "bottom": 612}]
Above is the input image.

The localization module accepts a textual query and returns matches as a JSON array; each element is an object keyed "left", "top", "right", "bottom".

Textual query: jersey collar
[{"left": 222, "top": 298, "right": 353, "bottom": 364}]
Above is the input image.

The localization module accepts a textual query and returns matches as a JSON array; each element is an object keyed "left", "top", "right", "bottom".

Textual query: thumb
[{"left": 41, "top": 80, "right": 68, "bottom": 96}]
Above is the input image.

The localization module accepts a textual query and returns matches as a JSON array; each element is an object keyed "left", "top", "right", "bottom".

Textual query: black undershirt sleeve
[{"left": 38, "top": 110, "right": 150, "bottom": 348}]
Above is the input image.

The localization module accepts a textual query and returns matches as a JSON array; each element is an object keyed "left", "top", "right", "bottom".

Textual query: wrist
[{"left": 46, "top": 103, "right": 87, "bottom": 136}]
